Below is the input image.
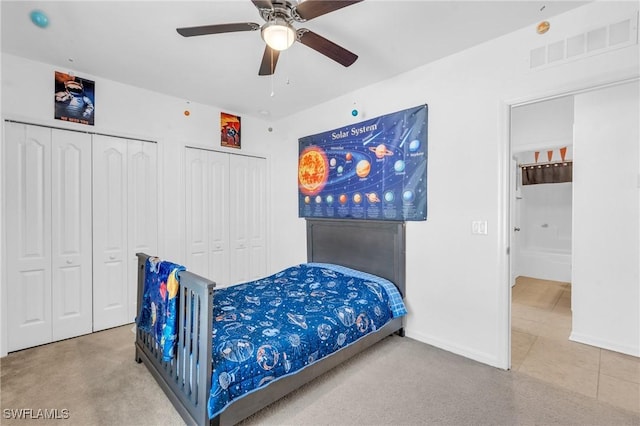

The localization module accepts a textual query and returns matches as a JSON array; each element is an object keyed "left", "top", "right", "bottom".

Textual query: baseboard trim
[
  {"left": 406, "top": 330, "right": 504, "bottom": 369},
  {"left": 570, "top": 331, "right": 640, "bottom": 357}
]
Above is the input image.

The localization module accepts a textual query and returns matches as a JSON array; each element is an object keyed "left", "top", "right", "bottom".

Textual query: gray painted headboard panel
[{"left": 306, "top": 219, "right": 406, "bottom": 297}]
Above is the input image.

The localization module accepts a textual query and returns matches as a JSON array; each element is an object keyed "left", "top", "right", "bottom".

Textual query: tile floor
[{"left": 511, "top": 276, "right": 640, "bottom": 414}]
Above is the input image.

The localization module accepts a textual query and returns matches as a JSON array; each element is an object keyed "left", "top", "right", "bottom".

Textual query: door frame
[{"left": 499, "top": 76, "right": 640, "bottom": 369}]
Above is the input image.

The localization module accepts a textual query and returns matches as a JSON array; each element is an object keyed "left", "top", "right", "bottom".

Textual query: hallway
[{"left": 511, "top": 276, "right": 639, "bottom": 414}]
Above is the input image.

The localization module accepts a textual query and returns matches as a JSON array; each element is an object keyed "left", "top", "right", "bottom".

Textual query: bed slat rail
[{"left": 135, "top": 253, "right": 215, "bottom": 426}]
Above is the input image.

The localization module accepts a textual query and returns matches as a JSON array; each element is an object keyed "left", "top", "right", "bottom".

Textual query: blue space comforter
[
  {"left": 208, "top": 262, "right": 406, "bottom": 418},
  {"left": 137, "top": 257, "right": 186, "bottom": 362}
]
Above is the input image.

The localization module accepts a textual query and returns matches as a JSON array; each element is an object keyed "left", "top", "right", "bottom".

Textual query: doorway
[
  {"left": 510, "top": 96, "right": 574, "bottom": 286},
  {"left": 505, "top": 79, "right": 640, "bottom": 413},
  {"left": 509, "top": 95, "right": 575, "bottom": 374}
]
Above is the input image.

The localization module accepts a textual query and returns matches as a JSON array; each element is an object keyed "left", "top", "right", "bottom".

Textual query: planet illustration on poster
[
  {"left": 394, "top": 160, "right": 406, "bottom": 173},
  {"left": 304, "top": 196, "right": 311, "bottom": 204},
  {"left": 329, "top": 158, "right": 337, "bottom": 167},
  {"left": 370, "top": 143, "right": 394, "bottom": 159},
  {"left": 409, "top": 139, "right": 421, "bottom": 152},
  {"left": 353, "top": 193, "right": 362, "bottom": 204},
  {"left": 355, "top": 160, "right": 371, "bottom": 178},
  {"left": 345, "top": 152, "right": 353, "bottom": 161},
  {"left": 326, "top": 195, "right": 334, "bottom": 204},
  {"left": 403, "top": 190, "right": 415, "bottom": 203},
  {"left": 298, "top": 146, "right": 329, "bottom": 196},
  {"left": 366, "top": 192, "right": 380, "bottom": 203},
  {"left": 337, "top": 165, "right": 344, "bottom": 174},
  {"left": 384, "top": 191, "right": 395, "bottom": 202},
  {"left": 339, "top": 194, "right": 348, "bottom": 204},
  {"left": 315, "top": 196, "right": 322, "bottom": 203}
]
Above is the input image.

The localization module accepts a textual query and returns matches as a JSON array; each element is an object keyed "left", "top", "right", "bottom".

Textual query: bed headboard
[{"left": 306, "top": 219, "right": 406, "bottom": 297}]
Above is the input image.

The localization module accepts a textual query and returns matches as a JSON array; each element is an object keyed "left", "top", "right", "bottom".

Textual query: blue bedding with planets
[
  {"left": 207, "top": 262, "right": 406, "bottom": 419},
  {"left": 137, "top": 257, "right": 185, "bottom": 362}
]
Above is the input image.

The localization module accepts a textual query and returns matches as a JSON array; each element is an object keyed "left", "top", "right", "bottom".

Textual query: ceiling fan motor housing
[{"left": 258, "top": 0, "right": 302, "bottom": 23}]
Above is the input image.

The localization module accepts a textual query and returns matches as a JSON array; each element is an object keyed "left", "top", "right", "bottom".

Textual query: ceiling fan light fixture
[{"left": 261, "top": 18, "right": 296, "bottom": 51}]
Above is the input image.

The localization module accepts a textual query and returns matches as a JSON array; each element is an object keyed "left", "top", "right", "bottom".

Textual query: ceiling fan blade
[
  {"left": 251, "top": 0, "right": 273, "bottom": 10},
  {"left": 258, "top": 45, "right": 280, "bottom": 76},
  {"left": 293, "top": 0, "right": 363, "bottom": 21},
  {"left": 297, "top": 29, "right": 358, "bottom": 67},
  {"left": 177, "top": 22, "right": 260, "bottom": 37}
]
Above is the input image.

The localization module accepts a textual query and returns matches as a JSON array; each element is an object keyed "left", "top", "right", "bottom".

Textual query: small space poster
[
  {"left": 54, "top": 71, "right": 95, "bottom": 126},
  {"left": 298, "top": 104, "right": 428, "bottom": 221},
  {"left": 221, "top": 112, "right": 241, "bottom": 148}
]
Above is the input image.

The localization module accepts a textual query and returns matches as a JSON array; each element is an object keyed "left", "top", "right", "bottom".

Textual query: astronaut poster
[
  {"left": 298, "top": 104, "right": 428, "bottom": 221},
  {"left": 54, "top": 71, "right": 95, "bottom": 126},
  {"left": 221, "top": 112, "right": 241, "bottom": 149}
]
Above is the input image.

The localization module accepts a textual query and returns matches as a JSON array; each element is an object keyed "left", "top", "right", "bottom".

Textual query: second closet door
[
  {"left": 229, "top": 155, "right": 266, "bottom": 284},
  {"left": 185, "top": 149, "right": 266, "bottom": 288},
  {"left": 51, "top": 129, "right": 93, "bottom": 341},
  {"left": 93, "top": 135, "right": 157, "bottom": 331},
  {"left": 185, "top": 149, "right": 230, "bottom": 286}
]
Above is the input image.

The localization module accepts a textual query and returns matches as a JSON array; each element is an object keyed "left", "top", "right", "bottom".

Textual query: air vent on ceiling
[{"left": 530, "top": 13, "right": 638, "bottom": 69}]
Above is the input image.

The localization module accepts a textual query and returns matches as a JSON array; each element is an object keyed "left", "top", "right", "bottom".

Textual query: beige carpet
[{"left": 1, "top": 325, "right": 638, "bottom": 426}]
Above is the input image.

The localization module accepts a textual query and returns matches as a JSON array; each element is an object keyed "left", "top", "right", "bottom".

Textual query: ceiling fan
[{"left": 176, "top": 0, "right": 363, "bottom": 76}]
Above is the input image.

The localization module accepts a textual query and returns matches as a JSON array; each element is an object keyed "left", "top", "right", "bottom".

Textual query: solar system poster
[{"left": 298, "top": 104, "right": 427, "bottom": 221}]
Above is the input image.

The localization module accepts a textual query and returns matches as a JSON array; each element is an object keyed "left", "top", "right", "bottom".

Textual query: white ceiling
[{"left": 1, "top": 1, "right": 589, "bottom": 120}]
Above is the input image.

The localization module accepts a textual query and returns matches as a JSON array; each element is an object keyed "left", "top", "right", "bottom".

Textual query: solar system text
[{"left": 331, "top": 123, "right": 378, "bottom": 140}]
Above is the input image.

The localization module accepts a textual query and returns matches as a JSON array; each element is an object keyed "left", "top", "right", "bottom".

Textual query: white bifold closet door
[
  {"left": 229, "top": 155, "right": 267, "bottom": 284},
  {"left": 185, "top": 148, "right": 230, "bottom": 286},
  {"left": 92, "top": 135, "right": 157, "bottom": 331},
  {"left": 5, "top": 122, "right": 92, "bottom": 351},
  {"left": 185, "top": 148, "right": 266, "bottom": 287}
]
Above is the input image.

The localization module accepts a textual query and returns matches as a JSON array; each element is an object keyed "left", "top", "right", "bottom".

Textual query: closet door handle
[{"left": 514, "top": 227, "right": 521, "bottom": 232}]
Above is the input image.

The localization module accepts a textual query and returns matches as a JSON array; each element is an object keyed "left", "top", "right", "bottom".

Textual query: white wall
[
  {"left": 572, "top": 80, "right": 639, "bottom": 356},
  {"left": 517, "top": 180, "right": 573, "bottom": 282},
  {"left": 511, "top": 96, "right": 574, "bottom": 152},
  {"left": 0, "top": 53, "right": 277, "bottom": 356},
  {"left": 520, "top": 181, "right": 573, "bottom": 253},
  {"left": 269, "top": 1, "right": 640, "bottom": 367}
]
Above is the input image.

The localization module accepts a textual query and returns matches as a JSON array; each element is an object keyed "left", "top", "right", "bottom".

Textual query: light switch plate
[{"left": 472, "top": 220, "right": 488, "bottom": 235}]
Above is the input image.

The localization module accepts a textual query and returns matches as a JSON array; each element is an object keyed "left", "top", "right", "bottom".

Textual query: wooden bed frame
[{"left": 135, "top": 218, "right": 406, "bottom": 426}]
